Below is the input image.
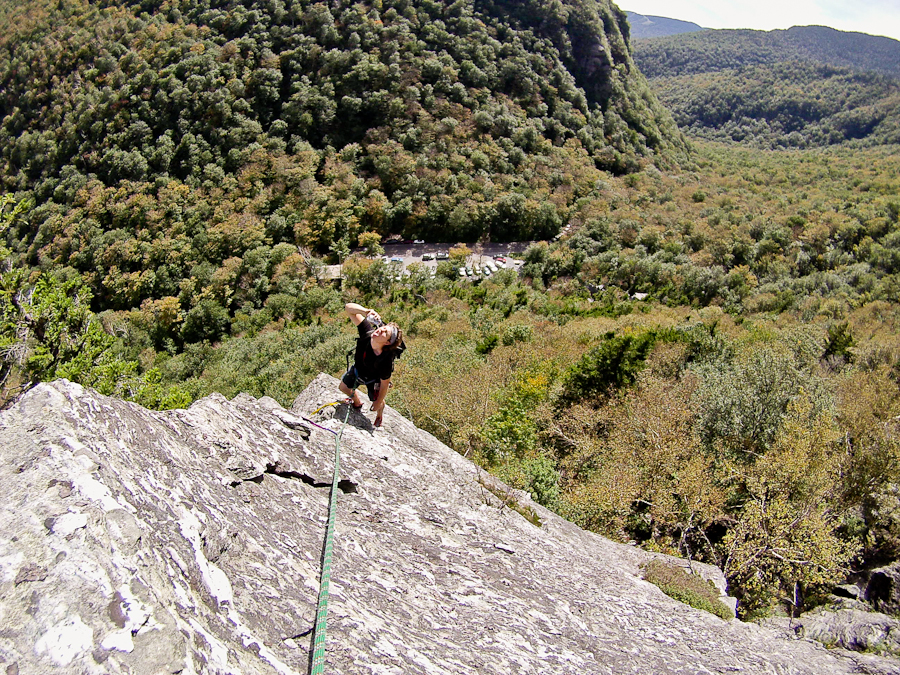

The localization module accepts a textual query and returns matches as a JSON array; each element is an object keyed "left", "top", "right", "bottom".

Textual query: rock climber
[{"left": 339, "top": 303, "right": 404, "bottom": 427}]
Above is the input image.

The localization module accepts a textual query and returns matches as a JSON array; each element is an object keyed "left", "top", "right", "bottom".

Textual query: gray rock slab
[
  {"left": 0, "top": 376, "right": 895, "bottom": 674},
  {"left": 763, "top": 606, "right": 900, "bottom": 655}
]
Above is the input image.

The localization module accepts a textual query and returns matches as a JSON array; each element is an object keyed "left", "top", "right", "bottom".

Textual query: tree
[
  {"left": 558, "top": 330, "right": 662, "bottom": 406},
  {"left": 1, "top": 274, "right": 120, "bottom": 403},
  {"left": 449, "top": 245, "right": 472, "bottom": 266},
  {"left": 358, "top": 231, "right": 385, "bottom": 257},
  {"left": 720, "top": 395, "right": 856, "bottom": 616},
  {"left": 2, "top": 198, "right": 120, "bottom": 400}
]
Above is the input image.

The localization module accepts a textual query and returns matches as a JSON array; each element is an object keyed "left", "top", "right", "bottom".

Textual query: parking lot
[{"left": 381, "top": 242, "right": 528, "bottom": 276}]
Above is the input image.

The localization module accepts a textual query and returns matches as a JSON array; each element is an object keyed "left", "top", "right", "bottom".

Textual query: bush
[
  {"left": 480, "top": 399, "right": 538, "bottom": 463},
  {"left": 495, "top": 453, "right": 560, "bottom": 510},
  {"left": 691, "top": 339, "right": 830, "bottom": 456},
  {"left": 502, "top": 324, "right": 534, "bottom": 345},
  {"left": 823, "top": 320, "right": 854, "bottom": 363},
  {"left": 475, "top": 334, "right": 499, "bottom": 354},
  {"left": 558, "top": 330, "right": 663, "bottom": 405}
]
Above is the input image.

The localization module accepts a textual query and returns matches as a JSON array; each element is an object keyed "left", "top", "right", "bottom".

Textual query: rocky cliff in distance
[
  {"left": 626, "top": 12, "right": 707, "bottom": 40},
  {"left": 0, "top": 376, "right": 897, "bottom": 674}
]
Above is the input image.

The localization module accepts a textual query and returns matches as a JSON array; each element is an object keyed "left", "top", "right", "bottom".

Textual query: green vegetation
[
  {"left": 0, "top": 0, "right": 693, "bottom": 365},
  {"left": 633, "top": 26, "right": 900, "bottom": 79},
  {"left": 642, "top": 559, "right": 733, "bottom": 620},
  {"left": 633, "top": 29, "right": 900, "bottom": 148}
]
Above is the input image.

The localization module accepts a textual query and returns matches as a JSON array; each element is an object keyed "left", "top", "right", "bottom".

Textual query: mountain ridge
[
  {"left": 632, "top": 23, "right": 900, "bottom": 77},
  {"left": 625, "top": 11, "right": 706, "bottom": 40},
  {"left": 630, "top": 22, "right": 900, "bottom": 148}
]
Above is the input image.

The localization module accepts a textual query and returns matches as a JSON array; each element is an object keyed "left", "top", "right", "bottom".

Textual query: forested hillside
[
  {"left": 1, "top": 0, "right": 682, "bottom": 245},
  {"left": 633, "top": 27, "right": 900, "bottom": 148},
  {"left": 634, "top": 26, "right": 900, "bottom": 78}
]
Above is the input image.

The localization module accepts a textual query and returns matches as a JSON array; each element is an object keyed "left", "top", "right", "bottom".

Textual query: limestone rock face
[{"left": 0, "top": 375, "right": 897, "bottom": 674}]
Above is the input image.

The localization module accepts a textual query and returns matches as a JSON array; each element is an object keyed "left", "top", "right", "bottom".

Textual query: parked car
[
  {"left": 413, "top": 239, "right": 425, "bottom": 244},
  {"left": 493, "top": 256, "right": 505, "bottom": 263},
  {"left": 436, "top": 251, "right": 449, "bottom": 260},
  {"left": 390, "top": 256, "right": 404, "bottom": 263},
  {"left": 422, "top": 253, "right": 435, "bottom": 260},
  {"left": 458, "top": 267, "right": 466, "bottom": 277}
]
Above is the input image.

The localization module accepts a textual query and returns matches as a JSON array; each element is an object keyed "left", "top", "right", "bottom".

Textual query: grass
[{"left": 643, "top": 558, "right": 733, "bottom": 621}]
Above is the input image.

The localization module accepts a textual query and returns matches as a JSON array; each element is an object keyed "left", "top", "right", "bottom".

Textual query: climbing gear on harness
[{"left": 310, "top": 403, "right": 351, "bottom": 674}]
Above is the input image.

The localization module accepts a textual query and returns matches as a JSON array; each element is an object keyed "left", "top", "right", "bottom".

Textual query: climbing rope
[{"left": 310, "top": 402, "right": 351, "bottom": 675}]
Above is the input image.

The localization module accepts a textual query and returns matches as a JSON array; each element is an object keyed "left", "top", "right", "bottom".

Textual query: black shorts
[{"left": 341, "top": 366, "right": 381, "bottom": 402}]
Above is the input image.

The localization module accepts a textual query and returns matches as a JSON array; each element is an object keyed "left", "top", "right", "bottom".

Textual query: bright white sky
[{"left": 622, "top": 1, "right": 900, "bottom": 42}]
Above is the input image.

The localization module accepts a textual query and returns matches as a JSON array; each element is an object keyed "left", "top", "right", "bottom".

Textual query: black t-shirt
[{"left": 354, "top": 318, "right": 395, "bottom": 383}]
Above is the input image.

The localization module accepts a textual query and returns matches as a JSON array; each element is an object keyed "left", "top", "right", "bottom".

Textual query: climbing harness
[{"left": 310, "top": 402, "right": 351, "bottom": 675}]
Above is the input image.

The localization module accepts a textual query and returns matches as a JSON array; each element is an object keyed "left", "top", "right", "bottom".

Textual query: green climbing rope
[{"left": 310, "top": 404, "right": 351, "bottom": 675}]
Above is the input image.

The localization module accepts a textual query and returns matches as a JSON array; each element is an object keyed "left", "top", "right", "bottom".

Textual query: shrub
[
  {"left": 479, "top": 399, "right": 538, "bottom": 463},
  {"left": 557, "top": 330, "right": 663, "bottom": 405},
  {"left": 502, "top": 324, "right": 534, "bottom": 345},
  {"left": 475, "top": 334, "right": 500, "bottom": 354},
  {"left": 823, "top": 320, "right": 854, "bottom": 363},
  {"left": 494, "top": 454, "right": 560, "bottom": 510}
]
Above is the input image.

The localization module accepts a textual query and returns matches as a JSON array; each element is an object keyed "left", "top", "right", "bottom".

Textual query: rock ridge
[{"left": 0, "top": 375, "right": 897, "bottom": 674}]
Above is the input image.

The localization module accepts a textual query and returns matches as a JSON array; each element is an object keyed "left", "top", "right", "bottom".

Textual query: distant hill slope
[
  {"left": 632, "top": 26, "right": 900, "bottom": 148},
  {"left": 0, "top": 0, "right": 683, "bottom": 242},
  {"left": 634, "top": 25, "right": 900, "bottom": 78},
  {"left": 626, "top": 11, "right": 706, "bottom": 39}
]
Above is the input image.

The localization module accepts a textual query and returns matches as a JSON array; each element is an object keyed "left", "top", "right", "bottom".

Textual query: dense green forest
[
  {"left": 1, "top": 0, "right": 682, "bottom": 246},
  {"left": 633, "top": 28, "right": 900, "bottom": 148},
  {"left": 3, "top": 0, "right": 900, "bottom": 623},
  {"left": 0, "top": 0, "right": 692, "bottom": 351}
]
